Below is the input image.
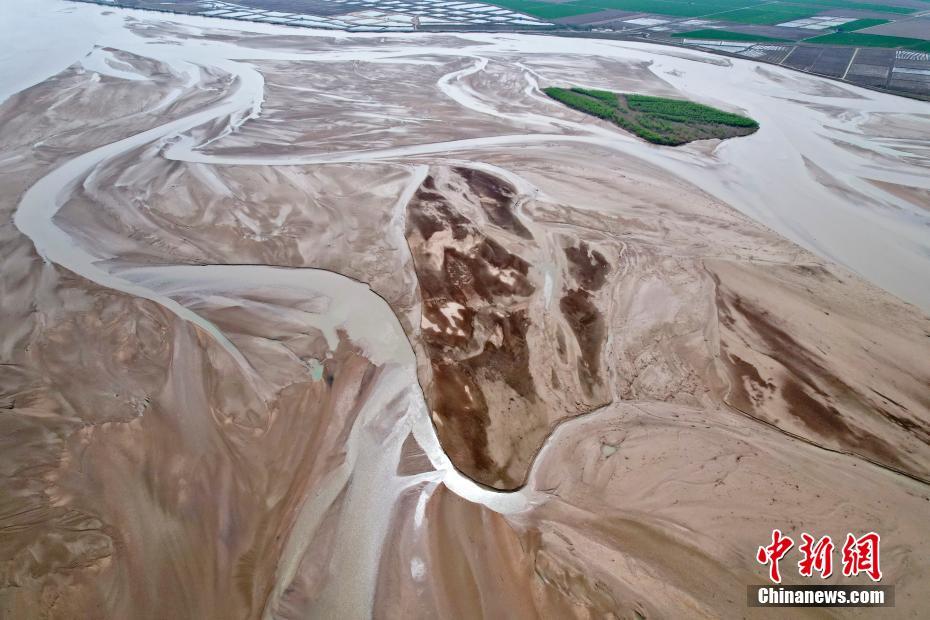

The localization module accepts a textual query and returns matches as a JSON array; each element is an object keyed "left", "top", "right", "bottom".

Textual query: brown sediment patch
[
  {"left": 781, "top": 378, "right": 856, "bottom": 440},
  {"left": 420, "top": 297, "right": 475, "bottom": 348},
  {"left": 405, "top": 168, "right": 543, "bottom": 488},
  {"left": 396, "top": 433, "right": 434, "bottom": 477},
  {"left": 713, "top": 273, "right": 820, "bottom": 396},
  {"left": 406, "top": 180, "right": 471, "bottom": 243},
  {"left": 404, "top": 166, "right": 610, "bottom": 488},
  {"left": 867, "top": 178, "right": 930, "bottom": 213},
  {"left": 420, "top": 302, "right": 537, "bottom": 485},
  {"left": 422, "top": 306, "right": 540, "bottom": 482},
  {"left": 712, "top": 272, "right": 914, "bottom": 470},
  {"left": 464, "top": 309, "right": 536, "bottom": 401},
  {"left": 443, "top": 240, "right": 534, "bottom": 303},
  {"left": 782, "top": 379, "right": 905, "bottom": 468},
  {"left": 565, "top": 241, "right": 610, "bottom": 291},
  {"left": 722, "top": 345, "right": 775, "bottom": 411},
  {"left": 865, "top": 386, "right": 930, "bottom": 444},
  {"left": 556, "top": 328, "right": 567, "bottom": 361},
  {"left": 560, "top": 289, "right": 606, "bottom": 398},
  {"left": 790, "top": 263, "right": 836, "bottom": 281},
  {"left": 429, "top": 362, "right": 495, "bottom": 475},
  {"left": 556, "top": 239, "right": 610, "bottom": 402},
  {"left": 873, "top": 404, "right": 930, "bottom": 445},
  {"left": 451, "top": 166, "right": 532, "bottom": 240}
]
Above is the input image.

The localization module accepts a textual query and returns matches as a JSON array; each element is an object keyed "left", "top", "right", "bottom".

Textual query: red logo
[
  {"left": 842, "top": 532, "right": 882, "bottom": 582},
  {"left": 798, "top": 533, "right": 834, "bottom": 578},
  {"left": 756, "top": 530, "right": 881, "bottom": 583},
  {"left": 756, "top": 529, "right": 794, "bottom": 584}
]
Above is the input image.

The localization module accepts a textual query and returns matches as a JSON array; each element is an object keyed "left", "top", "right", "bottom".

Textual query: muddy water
[
  {"left": 150, "top": 26, "right": 930, "bottom": 310},
  {"left": 8, "top": 6, "right": 537, "bottom": 613},
  {"left": 6, "top": 1, "right": 930, "bottom": 615},
  {"left": 13, "top": 2, "right": 605, "bottom": 607}
]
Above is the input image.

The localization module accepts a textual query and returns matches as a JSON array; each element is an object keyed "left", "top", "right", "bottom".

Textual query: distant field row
[
  {"left": 672, "top": 29, "right": 791, "bottom": 42},
  {"left": 498, "top": 0, "right": 775, "bottom": 20},
  {"left": 835, "top": 18, "right": 890, "bottom": 32},
  {"left": 805, "top": 32, "right": 930, "bottom": 50},
  {"left": 488, "top": 0, "right": 930, "bottom": 52},
  {"left": 675, "top": 17, "right": 892, "bottom": 38},
  {"left": 488, "top": 0, "right": 923, "bottom": 23},
  {"left": 674, "top": 27, "right": 930, "bottom": 51}
]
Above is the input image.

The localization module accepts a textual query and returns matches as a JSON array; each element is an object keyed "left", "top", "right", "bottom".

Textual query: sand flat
[{"left": 1, "top": 1, "right": 929, "bottom": 618}]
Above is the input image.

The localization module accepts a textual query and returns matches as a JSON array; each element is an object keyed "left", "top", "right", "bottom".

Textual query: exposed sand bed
[{"left": 1, "top": 1, "right": 929, "bottom": 618}]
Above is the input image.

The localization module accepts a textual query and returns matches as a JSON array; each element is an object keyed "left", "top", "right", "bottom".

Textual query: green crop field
[
  {"left": 720, "top": 5, "right": 821, "bottom": 25},
  {"left": 488, "top": 0, "right": 918, "bottom": 25},
  {"left": 835, "top": 19, "right": 890, "bottom": 32},
  {"left": 799, "top": 0, "right": 913, "bottom": 14},
  {"left": 543, "top": 86, "right": 758, "bottom": 145},
  {"left": 489, "top": 0, "right": 778, "bottom": 20},
  {"left": 673, "top": 29, "right": 791, "bottom": 42},
  {"left": 488, "top": 0, "right": 930, "bottom": 56},
  {"left": 484, "top": 0, "right": 595, "bottom": 18},
  {"left": 575, "top": 0, "right": 772, "bottom": 16},
  {"left": 806, "top": 32, "right": 930, "bottom": 50}
]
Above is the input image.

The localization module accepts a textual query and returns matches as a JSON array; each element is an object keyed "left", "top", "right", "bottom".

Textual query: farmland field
[
  {"left": 799, "top": 0, "right": 915, "bottom": 13},
  {"left": 499, "top": 0, "right": 930, "bottom": 98},
  {"left": 489, "top": 0, "right": 920, "bottom": 24},
  {"left": 490, "top": 0, "right": 778, "bottom": 20},
  {"left": 720, "top": 5, "right": 822, "bottom": 24},
  {"left": 673, "top": 29, "right": 791, "bottom": 42},
  {"left": 806, "top": 32, "right": 930, "bottom": 50},
  {"left": 492, "top": 0, "right": 930, "bottom": 73},
  {"left": 836, "top": 19, "right": 891, "bottom": 32}
]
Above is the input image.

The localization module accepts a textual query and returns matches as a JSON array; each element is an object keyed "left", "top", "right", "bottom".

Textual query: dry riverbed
[{"left": 1, "top": 1, "right": 929, "bottom": 618}]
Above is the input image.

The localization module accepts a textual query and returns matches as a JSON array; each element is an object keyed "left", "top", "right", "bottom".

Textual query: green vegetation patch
[
  {"left": 673, "top": 29, "right": 791, "bottom": 42},
  {"left": 484, "top": 0, "right": 596, "bottom": 18},
  {"left": 543, "top": 86, "right": 759, "bottom": 146},
  {"left": 835, "top": 18, "right": 891, "bottom": 32},
  {"left": 573, "top": 0, "right": 771, "bottom": 17},
  {"left": 488, "top": 0, "right": 916, "bottom": 24},
  {"left": 800, "top": 0, "right": 914, "bottom": 14},
  {"left": 489, "top": 0, "right": 774, "bottom": 20},
  {"left": 721, "top": 5, "right": 821, "bottom": 25},
  {"left": 518, "top": 2, "right": 602, "bottom": 19},
  {"left": 805, "top": 32, "right": 930, "bottom": 49}
]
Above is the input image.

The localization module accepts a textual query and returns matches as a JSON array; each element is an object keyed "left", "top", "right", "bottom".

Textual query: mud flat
[{"left": 1, "top": 1, "right": 929, "bottom": 618}]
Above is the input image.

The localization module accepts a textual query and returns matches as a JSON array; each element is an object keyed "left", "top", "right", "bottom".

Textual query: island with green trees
[{"left": 544, "top": 87, "right": 759, "bottom": 145}]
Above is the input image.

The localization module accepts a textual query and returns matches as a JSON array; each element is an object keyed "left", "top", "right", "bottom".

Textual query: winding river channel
[{"left": 5, "top": 1, "right": 930, "bottom": 615}]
